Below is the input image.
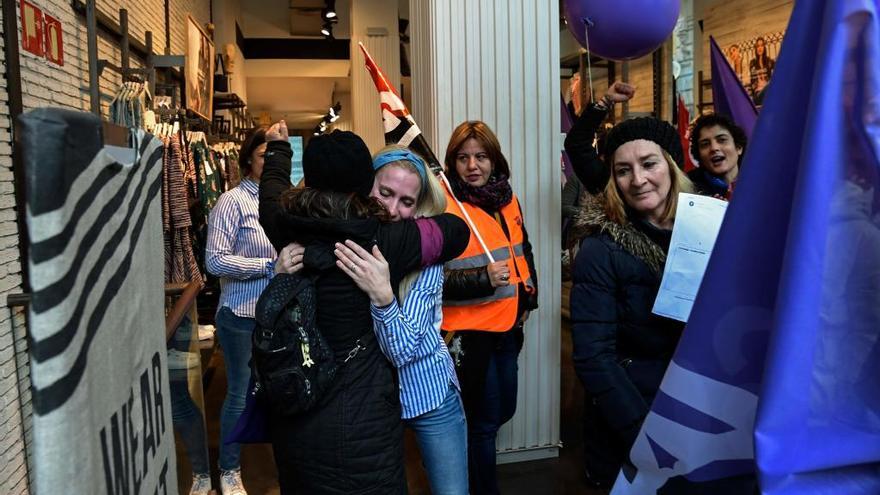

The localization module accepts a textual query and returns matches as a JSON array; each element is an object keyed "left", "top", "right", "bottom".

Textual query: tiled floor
[{"left": 175, "top": 315, "right": 606, "bottom": 494}]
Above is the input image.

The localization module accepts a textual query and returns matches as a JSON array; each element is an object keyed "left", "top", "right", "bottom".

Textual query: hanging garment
[
  {"left": 108, "top": 81, "right": 150, "bottom": 128},
  {"left": 192, "top": 140, "right": 223, "bottom": 220},
  {"left": 163, "top": 132, "right": 204, "bottom": 284},
  {"left": 19, "top": 108, "right": 176, "bottom": 493}
]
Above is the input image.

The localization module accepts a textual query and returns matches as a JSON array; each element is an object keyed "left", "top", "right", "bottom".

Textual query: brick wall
[
  {"left": 0, "top": 0, "right": 210, "bottom": 492},
  {"left": 0, "top": 4, "right": 30, "bottom": 492}
]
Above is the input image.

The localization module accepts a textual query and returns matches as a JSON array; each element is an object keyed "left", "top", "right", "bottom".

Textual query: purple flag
[
  {"left": 614, "top": 1, "right": 880, "bottom": 493},
  {"left": 561, "top": 94, "right": 574, "bottom": 181},
  {"left": 710, "top": 36, "right": 758, "bottom": 139}
]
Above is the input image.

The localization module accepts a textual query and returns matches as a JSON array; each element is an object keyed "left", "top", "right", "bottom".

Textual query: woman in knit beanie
[{"left": 567, "top": 114, "right": 694, "bottom": 487}]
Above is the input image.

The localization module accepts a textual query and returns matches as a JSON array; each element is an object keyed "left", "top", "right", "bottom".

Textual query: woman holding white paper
[{"left": 568, "top": 117, "right": 693, "bottom": 488}]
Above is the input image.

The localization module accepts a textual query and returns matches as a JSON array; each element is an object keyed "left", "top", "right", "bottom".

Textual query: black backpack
[{"left": 251, "top": 272, "right": 337, "bottom": 417}]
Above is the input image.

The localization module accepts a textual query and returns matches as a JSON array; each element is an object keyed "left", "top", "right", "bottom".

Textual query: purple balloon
[{"left": 564, "top": 0, "right": 681, "bottom": 61}]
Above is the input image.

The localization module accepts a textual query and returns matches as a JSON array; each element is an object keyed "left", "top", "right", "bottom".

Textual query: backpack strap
[{"left": 254, "top": 273, "right": 312, "bottom": 331}]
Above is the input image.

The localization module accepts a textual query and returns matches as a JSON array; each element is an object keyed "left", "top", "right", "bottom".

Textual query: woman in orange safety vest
[{"left": 441, "top": 120, "right": 538, "bottom": 495}]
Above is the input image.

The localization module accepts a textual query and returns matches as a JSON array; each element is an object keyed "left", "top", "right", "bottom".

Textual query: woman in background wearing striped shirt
[
  {"left": 205, "top": 128, "right": 301, "bottom": 495},
  {"left": 333, "top": 146, "right": 468, "bottom": 495}
]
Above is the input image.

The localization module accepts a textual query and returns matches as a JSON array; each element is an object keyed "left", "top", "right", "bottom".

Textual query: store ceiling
[
  {"left": 246, "top": 76, "right": 349, "bottom": 128},
  {"left": 240, "top": 0, "right": 352, "bottom": 130},
  {"left": 288, "top": 0, "right": 326, "bottom": 37}
]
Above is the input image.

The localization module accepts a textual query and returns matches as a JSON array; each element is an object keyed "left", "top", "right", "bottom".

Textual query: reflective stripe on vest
[
  {"left": 445, "top": 246, "right": 511, "bottom": 270},
  {"left": 441, "top": 192, "right": 533, "bottom": 332},
  {"left": 442, "top": 284, "right": 518, "bottom": 307}
]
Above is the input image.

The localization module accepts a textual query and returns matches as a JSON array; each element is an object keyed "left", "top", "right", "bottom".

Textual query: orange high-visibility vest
[{"left": 442, "top": 192, "right": 535, "bottom": 332}]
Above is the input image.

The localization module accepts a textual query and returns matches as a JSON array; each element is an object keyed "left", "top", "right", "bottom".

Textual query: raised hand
[
  {"left": 266, "top": 120, "right": 289, "bottom": 142},
  {"left": 605, "top": 81, "right": 636, "bottom": 104}
]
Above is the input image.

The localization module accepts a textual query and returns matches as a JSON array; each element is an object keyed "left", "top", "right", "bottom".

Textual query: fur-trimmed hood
[{"left": 569, "top": 194, "right": 668, "bottom": 274}]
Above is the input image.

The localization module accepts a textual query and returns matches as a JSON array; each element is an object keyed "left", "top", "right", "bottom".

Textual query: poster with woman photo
[
  {"left": 725, "top": 32, "right": 784, "bottom": 106},
  {"left": 186, "top": 16, "right": 214, "bottom": 120}
]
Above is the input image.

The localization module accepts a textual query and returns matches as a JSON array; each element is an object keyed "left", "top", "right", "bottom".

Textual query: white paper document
[{"left": 653, "top": 193, "right": 728, "bottom": 322}]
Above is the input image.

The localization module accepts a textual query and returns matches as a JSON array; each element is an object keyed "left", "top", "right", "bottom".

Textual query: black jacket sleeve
[
  {"left": 561, "top": 176, "right": 584, "bottom": 221},
  {"left": 258, "top": 140, "right": 294, "bottom": 252},
  {"left": 570, "top": 236, "right": 647, "bottom": 446},
  {"left": 443, "top": 267, "right": 495, "bottom": 300},
  {"left": 564, "top": 104, "right": 610, "bottom": 195},
  {"left": 378, "top": 213, "right": 470, "bottom": 285},
  {"left": 519, "top": 207, "right": 539, "bottom": 311},
  {"left": 431, "top": 214, "right": 471, "bottom": 264}
]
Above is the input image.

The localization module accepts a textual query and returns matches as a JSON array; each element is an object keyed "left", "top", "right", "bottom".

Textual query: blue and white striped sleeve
[
  {"left": 206, "top": 193, "right": 274, "bottom": 280},
  {"left": 370, "top": 266, "right": 443, "bottom": 367}
]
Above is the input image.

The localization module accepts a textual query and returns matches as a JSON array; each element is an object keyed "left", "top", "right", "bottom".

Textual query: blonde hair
[
  {"left": 373, "top": 145, "right": 448, "bottom": 303},
  {"left": 603, "top": 150, "right": 694, "bottom": 225}
]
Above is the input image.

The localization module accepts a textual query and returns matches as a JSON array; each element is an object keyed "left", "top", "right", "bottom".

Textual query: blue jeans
[
  {"left": 405, "top": 386, "right": 469, "bottom": 495},
  {"left": 216, "top": 306, "right": 256, "bottom": 471},
  {"left": 457, "top": 328, "right": 522, "bottom": 495},
  {"left": 168, "top": 317, "right": 210, "bottom": 475}
]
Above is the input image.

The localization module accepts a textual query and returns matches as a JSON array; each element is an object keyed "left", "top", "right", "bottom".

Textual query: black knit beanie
[
  {"left": 303, "top": 130, "right": 375, "bottom": 196},
  {"left": 603, "top": 117, "right": 684, "bottom": 169}
]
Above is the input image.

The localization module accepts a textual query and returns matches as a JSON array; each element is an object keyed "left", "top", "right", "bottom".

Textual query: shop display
[
  {"left": 109, "top": 81, "right": 152, "bottom": 129},
  {"left": 20, "top": 108, "right": 175, "bottom": 494},
  {"left": 186, "top": 15, "right": 215, "bottom": 121}
]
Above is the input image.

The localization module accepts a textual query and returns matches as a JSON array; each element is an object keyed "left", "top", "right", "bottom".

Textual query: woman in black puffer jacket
[
  {"left": 567, "top": 115, "right": 693, "bottom": 487},
  {"left": 258, "top": 121, "right": 469, "bottom": 494}
]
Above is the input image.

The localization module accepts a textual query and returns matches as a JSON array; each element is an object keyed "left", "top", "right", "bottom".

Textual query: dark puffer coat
[
  {"left": 259, "top": 140, "right": 469, "bottom": 494},
  {"left": 568, "top": 196, "right": 685, "bottom": 484}
]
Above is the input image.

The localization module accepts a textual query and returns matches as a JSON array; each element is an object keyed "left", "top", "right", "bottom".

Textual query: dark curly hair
[
  {"left": 690, "top": 114, "right": 748, "bottom": 167},
  {"left": 279, "top": 188, "right": 391, "bottom": 223}
]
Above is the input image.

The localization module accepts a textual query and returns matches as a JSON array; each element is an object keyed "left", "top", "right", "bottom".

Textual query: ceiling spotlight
[
  {"left": 328, "top": 104, "right": 341, "bottom": 123},
  {"left": 324, "top": 0, "right": 336, "bottom": 18},
  {"left": 320, "top": 24, "right": 332, "bottom": 37}
]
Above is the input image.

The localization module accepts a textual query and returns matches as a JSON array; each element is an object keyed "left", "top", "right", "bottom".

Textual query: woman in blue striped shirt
[
  {"left": 205, "top": 128, "right": 301, "bottom": 495},
  {"left": 333, "top": 146, "right": 468, "bottom": 495}
]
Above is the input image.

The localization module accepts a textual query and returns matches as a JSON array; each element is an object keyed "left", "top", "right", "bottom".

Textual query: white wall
[
  {"left": 350, "top": 0, "right": 399, "bottom": 153},
  {"left": 213, "top": 0, "right": 248, "bottom": 101},
  {"left": 410, "top": 0, "right": 562, "bottom": 460}
]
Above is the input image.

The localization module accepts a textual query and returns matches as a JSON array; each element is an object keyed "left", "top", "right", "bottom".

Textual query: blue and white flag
[{"left": 613, "top": 1, "right": 880, "bottom": 493}]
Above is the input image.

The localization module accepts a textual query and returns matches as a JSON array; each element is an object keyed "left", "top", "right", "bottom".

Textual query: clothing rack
[
  {"left": 8, "top": 284, "right": 199, "bottom": 308},
  {"left": 7, "top": 2, "right": 195, "bottom": 309},
  {"left": 79, "top": 0, "right": 185, "bottom": 116}
]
